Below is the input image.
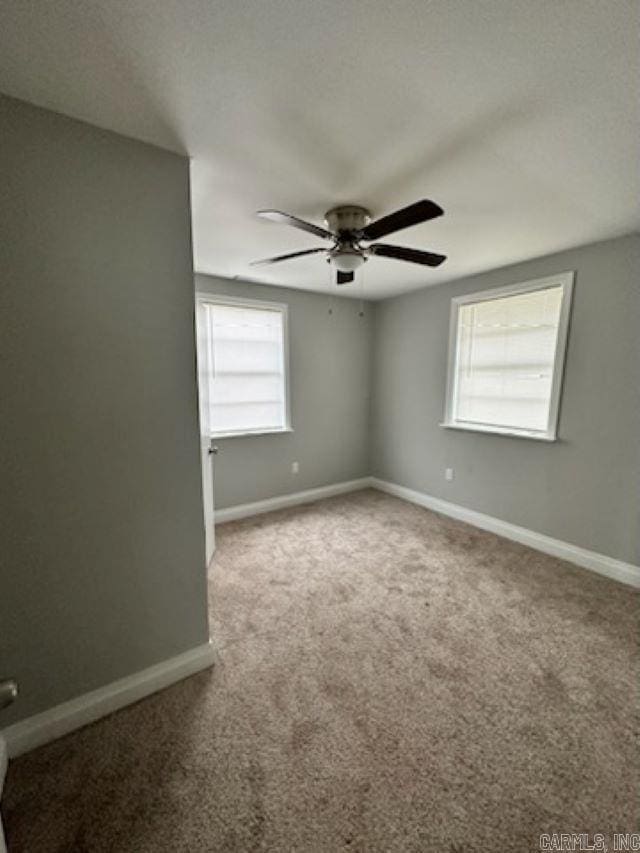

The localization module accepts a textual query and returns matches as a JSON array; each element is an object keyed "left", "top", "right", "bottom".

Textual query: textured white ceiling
[{"left": 1, "top": 1, "right": 638, "bottom": 299}]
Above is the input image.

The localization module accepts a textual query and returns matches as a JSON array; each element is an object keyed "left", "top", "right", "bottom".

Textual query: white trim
[
  {"left": 214, "top": 476, "right": 639, "bottom": 588},
  {"left": 0, "top": 642, "right": 216, "bottom": 758},
  {"left": 446, "top": 271, "right": 575, "bottom": 308},
  {"left": 370, "top": 478, "right": 640, "bottom": 588},
  {"left": 196, "top": 292, "right": 289, "bottom": 312},
  {"left": 443, "top": 271, "right": 574, "bottom": 442},
  {"left": 215, "top": 478, "right": 372, "bottom": 523},
  {"left": 208, "top": 426, "right": 294, "bottom": 440},
  {"left": 440, "top": 421, "right": 556, "bottom": 441}
]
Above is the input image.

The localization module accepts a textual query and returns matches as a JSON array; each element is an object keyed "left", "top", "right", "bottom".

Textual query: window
[
  {"left": 443, "top": 272, "right": 574, "bottom": 441},
  {"left": 196, "top": 296, "right": 290, "bottom": 438}
]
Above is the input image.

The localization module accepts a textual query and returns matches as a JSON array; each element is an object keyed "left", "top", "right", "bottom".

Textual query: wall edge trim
[
  {"left": 214, "top": 478, "right": 372, "bottom": 523},
  {"left": 370, "top": 478, "right": 640, "bottom": 588},
  {"left": 1, "top": 641, "right": 216, "bottom": 758}
]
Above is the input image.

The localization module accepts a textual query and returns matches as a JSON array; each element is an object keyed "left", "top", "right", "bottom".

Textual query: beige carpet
[{"left": 3, "top": 489, "right": 638, "bottom": 852}]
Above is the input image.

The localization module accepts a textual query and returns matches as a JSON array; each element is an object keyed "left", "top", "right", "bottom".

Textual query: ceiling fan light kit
[
  {"left": 329, "top": 247, "right": 367, "bottom": 273},
  {"left": 251, "top": 199, "right": 446, "bottom": 286},
  {"left": 326, "top": 205, "right": 369, "bottom": 273}
]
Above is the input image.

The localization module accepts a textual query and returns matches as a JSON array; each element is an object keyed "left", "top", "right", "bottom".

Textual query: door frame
[{"left": 195, "top": 296, "right": 216, "bottom": 566}]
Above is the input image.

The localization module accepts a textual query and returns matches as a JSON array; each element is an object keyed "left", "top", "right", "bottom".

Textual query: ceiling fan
[{"left": 251, "top": 199, "right": 446, "bottom": 284}]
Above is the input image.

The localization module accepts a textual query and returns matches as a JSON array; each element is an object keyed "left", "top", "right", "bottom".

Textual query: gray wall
[
  {"left": 371, "top": 234, "right": 640, "bottom": 566},
  {"left": 0, "top": 96, "right": 209, "bottom": 725},
  {"left": 0, "top": 96, "right": 635, "bottom": 731},
  {"left": 195, "top": 275, "right": 372, "bottom": 509}
]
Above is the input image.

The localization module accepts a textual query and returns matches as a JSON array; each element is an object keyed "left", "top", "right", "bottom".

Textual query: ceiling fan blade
[
  {"left": 257, "top": 209, "right": 333, "bottom": 240},
  {"left": 337, "top": 271, "right": 354, "bottom": 285},
  {"left": 369, "top": 243, "right": 446, "bottom": 267},
  {"left": 361, "top": 200, "right": 443, "bottom": 241},
  {"left": 250, "top": 247, "right": 327, "bottom": 266}
]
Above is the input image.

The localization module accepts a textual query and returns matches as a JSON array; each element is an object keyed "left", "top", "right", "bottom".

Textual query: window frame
[
  {"left": 195, "top": 293, "right": 292, "bottom": 439},
  {"left": 442, "top": 271, "right": 574, "bottom": 442}
]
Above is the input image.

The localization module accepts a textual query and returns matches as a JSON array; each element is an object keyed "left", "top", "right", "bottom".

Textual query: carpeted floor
[{"left": 3, "top": 489, "right": 638, "bottom": 852}]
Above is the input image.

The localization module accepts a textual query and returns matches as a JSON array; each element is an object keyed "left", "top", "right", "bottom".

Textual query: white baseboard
[
  {"left": 214, "top": 474, "right": 638, "bottom": 587},
  {"left": 5, "top": 480, "right": 631, "bottom": 762},
  {"left": 215, "top": 477, "right": 372, "bottom": 524},
  {"left": 1, "top": 641, "right": 216, "bottom": 758},
  {"left": 371, "top": 478, "right": 640, "bottom": 588}
]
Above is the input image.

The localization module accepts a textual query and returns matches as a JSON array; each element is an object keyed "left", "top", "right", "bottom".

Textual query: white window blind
[
  {"left": 197, "top": 300, "right": 288, "bottom": 437},
  {"left": 444, "top": 274, "right": 573, "bottom": 440}
]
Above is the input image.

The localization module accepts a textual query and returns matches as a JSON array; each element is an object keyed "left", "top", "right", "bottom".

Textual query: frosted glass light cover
[{"left": 331, "top": 252, "right": 365, "bottom": 273}]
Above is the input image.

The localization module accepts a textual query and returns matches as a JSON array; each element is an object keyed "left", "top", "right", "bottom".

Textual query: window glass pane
[
  {"left": 453, "top": 285, "right": 563, "bottom": 432},
  {"left": 200, "top": 302, "right": 287, "bottom": 435}
]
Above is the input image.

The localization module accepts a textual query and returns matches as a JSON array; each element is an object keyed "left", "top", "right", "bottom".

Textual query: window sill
[
  {"left": 440, "top": 422, "right": 557, "bottom": 442},
  {"left": 209, "top": 427, "right": 294, "bottom": 440}
]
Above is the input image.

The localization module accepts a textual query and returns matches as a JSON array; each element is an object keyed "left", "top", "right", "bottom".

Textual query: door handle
[
  {"left": 208, "top": 445, "right": 219, "bottom": 456},
  {"left": 0, "top": 679, "right": 18, "bottom": 710}
]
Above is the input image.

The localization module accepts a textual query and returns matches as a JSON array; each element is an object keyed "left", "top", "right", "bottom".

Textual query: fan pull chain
[
  {"left": 327, "top": 258, "right": 334, "bottom": 315},
  {"left": 358, "top": 262, "right": 365, "bottom": 317}
]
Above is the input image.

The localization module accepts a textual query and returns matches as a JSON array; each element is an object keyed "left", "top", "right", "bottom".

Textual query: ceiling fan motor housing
[{"left": 324, "top": 205, "right": 371, "bottom": 236}]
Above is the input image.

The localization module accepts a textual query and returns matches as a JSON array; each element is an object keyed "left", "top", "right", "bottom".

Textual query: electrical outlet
[
  {"left": 445, "top": 467, "right": 454, "bottom": 482},
  {"left": 291, "top": 461, "right": 299, "bottom": 474}
]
